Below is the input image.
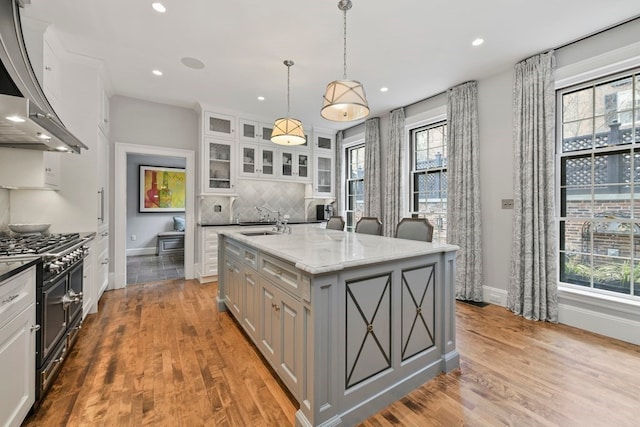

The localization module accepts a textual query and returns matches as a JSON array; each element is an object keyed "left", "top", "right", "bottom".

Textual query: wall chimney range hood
[{"left": 0, "top": 0, "right": 87, "bottom": 154}]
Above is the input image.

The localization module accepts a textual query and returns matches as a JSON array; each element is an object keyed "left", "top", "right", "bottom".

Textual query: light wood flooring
[{"left": 23, "top": 279, "right": 640, "bottom": 427}]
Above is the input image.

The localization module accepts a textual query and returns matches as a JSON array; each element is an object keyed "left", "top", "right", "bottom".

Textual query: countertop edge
[{"left": 0, "top": 257, "right": 41, "bottom": 283}]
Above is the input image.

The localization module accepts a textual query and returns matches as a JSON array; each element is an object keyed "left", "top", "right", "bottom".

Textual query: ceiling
[{"left": 20, "top": 0, "right": 640, "bottom": 132}]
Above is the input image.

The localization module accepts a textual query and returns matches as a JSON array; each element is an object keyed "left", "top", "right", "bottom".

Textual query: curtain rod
[
  {"left": 339, "top": 14, "right": 640, "bottom": 134},
  {"left": 517, "top": 14, "right": 640, "bottom": 64}
]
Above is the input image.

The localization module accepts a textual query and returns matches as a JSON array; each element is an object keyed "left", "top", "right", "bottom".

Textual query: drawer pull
[
  {"left": 31, "top": 324, "right": 41, "bottom": 332},
  {"left": 275, "top": 269, "right": 283, "bottom": 275},
  {"left": 1, "top": 294, "right": 19, "bottom": 305}
]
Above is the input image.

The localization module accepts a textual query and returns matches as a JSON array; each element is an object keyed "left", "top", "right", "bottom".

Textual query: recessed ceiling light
[
  {"left": 152, "top": 2, "right": 166, "bottom": 13},
  {"left": 5, "top": 115, "right": 25, "bottom": 123},
  {"left": 472, "top": 38, "right": 484, "bottom": 47},
  {"left": 56, "top": 146, "right": 68, "bottom": 151},
  {"left": 380, "top": 87, "right": 389, "bottom": 92},
  {"left": 152, "top": 69, "right": 163, "bottom": 76},
  {"left": 181, "top": 57, "right": 205, "bottom": 70},
  {"left": 257, "top": 96, "right": 265, "bottom": 101},
  {"left": 37, "top": 132, "right": 50, "bottom": 140}
]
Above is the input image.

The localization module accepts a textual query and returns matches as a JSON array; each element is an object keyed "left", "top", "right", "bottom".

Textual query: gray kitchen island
[{"left": 217, "top": 226, "right": 459, "bottom": 427}]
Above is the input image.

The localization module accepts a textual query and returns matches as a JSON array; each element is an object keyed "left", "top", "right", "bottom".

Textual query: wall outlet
[
  {"left": 214, "top": 204, "right": 222, "bottom": 212},
  {"left": 501, "top": 199, "right": 514, "bottom": 209},
  {"left": 131, "top": 234, "right": 136, "bottom": 241}
]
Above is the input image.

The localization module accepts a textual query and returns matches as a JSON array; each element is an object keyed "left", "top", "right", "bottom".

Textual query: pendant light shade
[
  {"left": 320, "top": 0, "right": 369, "bottom": 122},
  {"left": 272, "top": 60, "right": 306, "bottom": 146}
]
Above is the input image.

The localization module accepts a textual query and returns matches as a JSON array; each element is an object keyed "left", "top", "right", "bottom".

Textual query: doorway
[{"left": 113, "top": 143, "right": 195, "bottom": 289}]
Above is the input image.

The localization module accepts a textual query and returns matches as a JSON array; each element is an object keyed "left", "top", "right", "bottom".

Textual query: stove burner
[{"left": 0, "top": 233, "right": 81, "bottom": 257}]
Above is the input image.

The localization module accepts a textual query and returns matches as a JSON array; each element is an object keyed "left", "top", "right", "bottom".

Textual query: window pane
[
  {"left": 595, "top": 77, "right": 633, "bottom": 116},
  {"left": 562, "top": 119, "right": 593, "bottom": 152},
  {"left": 563, "top": 88, "right": 593, "bottom": 122}
]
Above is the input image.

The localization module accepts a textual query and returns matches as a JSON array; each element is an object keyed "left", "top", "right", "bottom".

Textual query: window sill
[{"left": 558, "top": 284, "right": 640, "bottom": 317}]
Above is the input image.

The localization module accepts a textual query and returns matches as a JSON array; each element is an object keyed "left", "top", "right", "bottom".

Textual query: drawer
[
  {"left": 204, "top": 251, "right": 218, "bottom": 265},
  {"left": 205, "top": 230, "right": 218, "bottom": 251},
  {"left": 0, "top": 267, "right": 36, "bottom": 329},
  {"left": 259, "top": 254, "right": 304, "bottom": 298},
  {"left": 242, "top": 247, "right": 258, "bottom": 269},
  {"left": 203, "top": 263, "right": 218, "bottom": 276},
  {"left": 225, "top": 240, "right": 242, "bottom": 259}
]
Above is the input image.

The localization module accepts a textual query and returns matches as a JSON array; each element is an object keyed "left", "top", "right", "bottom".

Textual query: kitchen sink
[{"left": 239, "top": 230, "right": 278, "bottom": 236}]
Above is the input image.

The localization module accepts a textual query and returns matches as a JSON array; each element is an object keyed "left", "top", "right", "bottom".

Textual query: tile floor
[{"left": 126, "top": 253, "right": 184, "bottom": 285}]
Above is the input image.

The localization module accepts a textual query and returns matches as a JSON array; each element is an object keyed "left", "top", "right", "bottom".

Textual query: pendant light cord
[
  {"left": 286, "top": 61, "right": 292, "bottom": 117},
  {"left": 342, "top": 5, "right": 348, "bottom": 79}
]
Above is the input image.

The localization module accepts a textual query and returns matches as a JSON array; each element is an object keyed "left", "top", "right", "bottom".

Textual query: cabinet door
[
  {"left": 97, "top": 130, "right": 109, "bottom": 225},
  {"left": 204, "top": 112, "right": 235, "bottom": 139},
  {"left": 259, "top": 123, "right": 273, "bottom": 143},
  {"left": 224, "top": 257, "right": 241, "bottom": 320},
  {"left": 259, "top": 280, "right": 277, "bottom": 363},
  {"left": 240, "top": 144, "right": 276, "bottom": 179},
  {"left": 314, "top": 131, "right": 334, "bottom": 151},
  {"left": 296, "top": 152, "right": 310, "bottom": 180},
  {"left": 0, "top": 304, "right": 36, "bottom": 427},
  {"left": 240, "top": 145, "right": 257, "bottom": 176},
  {"left": 203, "top": 138, "right": 235, "bottom": 193},
  {"left": 280, "top": 150, "right": 294, "bottom": 178},
  {"left": 242, "top": 269, "right": 258, "bottom": 341},
  {"left": 276, "top": 288, "right": 303, "bottom": 399},
  {"left": 314, "top": 154, "right": 334, "bottom": 197},
  {"left": 42, "top": 38, "right": 61, "bottom": 109},
  {"left": 238, "top": 118, "right": 259, "bottom": 142}
]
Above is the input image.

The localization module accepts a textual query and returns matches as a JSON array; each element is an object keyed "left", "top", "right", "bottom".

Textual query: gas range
[{"left": 0, "top": 233, "right": 87, "bottom": 279}]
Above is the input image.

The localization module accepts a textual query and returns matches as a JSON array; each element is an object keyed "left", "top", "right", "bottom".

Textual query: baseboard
[
  {"left": 126, "top": 247, "right": 156, "bottom": 257},
  {"left": 482, "top": 286, "right": 508, "bottom": 306},
  {"left": 482, "top": 285, "right": 640, "bottom": 345}
]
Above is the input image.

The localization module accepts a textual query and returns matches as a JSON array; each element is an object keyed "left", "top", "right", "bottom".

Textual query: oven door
[
  {"left": 67, "top": 261, "right": 83, "bottom": 323},
  {"left": 39, "top": 274, "right": 68, "bottom": 365}
]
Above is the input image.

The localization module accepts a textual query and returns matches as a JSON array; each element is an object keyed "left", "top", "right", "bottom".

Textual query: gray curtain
[
  {"left": 383, "top": 108, "right": 405, "bottom": 237},
  {"left": 508, "top": 51, "right": 558, "bottom": 322},
  {"left": 364, "top": 117, "right": 381, "bottom": 219},
  {"left": 446, "top": 81, "right": 484, "bottom": 301},
  {"left": 334, "top": 130, "right": 343, "bottom": 214}
]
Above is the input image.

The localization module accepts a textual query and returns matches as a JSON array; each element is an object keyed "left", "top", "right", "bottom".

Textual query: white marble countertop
[{"left": 218, "top": 226, "right": 459, "bottom": 275}]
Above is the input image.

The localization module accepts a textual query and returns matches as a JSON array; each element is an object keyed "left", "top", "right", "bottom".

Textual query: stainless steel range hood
[{"left": 0, "top": 0, "right": 87, "bottom": 154}]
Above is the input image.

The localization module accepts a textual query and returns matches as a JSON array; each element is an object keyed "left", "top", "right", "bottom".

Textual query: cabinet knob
[{"left": 31, "top": 324, "right": 41, "bottom": 332}]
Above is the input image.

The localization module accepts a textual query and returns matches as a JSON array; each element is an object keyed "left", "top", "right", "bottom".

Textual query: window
[
  {"left": 410, "top": 121, "right": 447, "bottom": 243},
  {"left": 558, "top": 69, "right": 640, "bottom": 298},
  {"left": 346, "top": 144, "right": 365, "bottom": 231}
]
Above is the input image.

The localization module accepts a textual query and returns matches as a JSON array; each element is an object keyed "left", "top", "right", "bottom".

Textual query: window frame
[
  {"left": 556, "top": 67, "right": 640, "bottom": 300},
  {"left": 408, "top": 120, "right": 448, "bottom": 243},
  {"left": 345, "top": 143, "right": 365, "bottom": 232}
]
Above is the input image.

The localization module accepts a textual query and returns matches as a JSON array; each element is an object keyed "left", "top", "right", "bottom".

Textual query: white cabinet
[
  {"left": 241, "top": 249, "right": 259, "bottom": 341},
  {"left": 82, "top": 239, "right": 95, "bottom": 317},
  {"left": 239, "top": 144, "right": 276, "bottom": 179},
  {"left": 313, "top": 153, "right": 334, "bottom": 197},
  {"left": 0, "top": 267, "right": 37, "bottom": 427},
  {"left": 238, "top": 119, "right": 273, "bottom": 143},
  {"left": 204, "top": 111, "right": 235, "bottom": 140},
  {"left": 42, "top": 37, "right": 62, "bottom": 110},
  {"left": 96, "top": 226, "right": 109, "bottom": 302},
  {"left": 0, "top": 148, "right": 60, "bottom": 190},
  {"left": 258, "top": 276, "right": 303, "bottom": 400},
  {"left": 198, "top": 227, "right": 219, "bottom": 283},
  {"left": 97, "top": 78, "right": 110, "bottom": 136},
  {"left": 203, "top": 138, "right": 236, "bottom": 193},
  {"left": 280, "top": 148, "right": 310, "bottom": 182},
  {"left": 97, "top": 130, "right": 109, "bottom": 225}
]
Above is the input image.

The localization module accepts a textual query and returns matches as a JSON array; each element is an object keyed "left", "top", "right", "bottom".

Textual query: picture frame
[{"left": 139, "top": 165, "right": 186, "bottom": 212}]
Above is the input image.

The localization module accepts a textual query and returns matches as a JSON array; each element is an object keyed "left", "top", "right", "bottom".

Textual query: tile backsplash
[{"left": 200, "top": 180, "right": 322, "bottom": 223}]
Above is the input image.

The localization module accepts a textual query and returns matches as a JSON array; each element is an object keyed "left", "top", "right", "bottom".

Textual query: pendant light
[
  {"left": 271, "top": 60, "right": 306, "bottom": 146},
  {"left": 321, "top": 0, "right": 369, "bottom": 122}
]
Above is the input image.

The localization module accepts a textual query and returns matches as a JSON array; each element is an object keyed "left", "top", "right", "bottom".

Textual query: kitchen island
[{"left": 217, "top": 226, "right": 459, "bottom": 427}]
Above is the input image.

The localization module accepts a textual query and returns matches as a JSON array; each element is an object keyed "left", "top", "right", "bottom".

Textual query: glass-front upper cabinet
[
  {"left": 280, "top": 149, "right": 310, "bottom": 182},
  {"left": 239, "top": 144, "right": 276, "bottom": 178},
  {"left": 203, "top": 138, "right": 235, "bottom": 193},
  {"left": 314, "top": 154, "right": 334, "bottom": 197},
  {"left": 238, "top": 118, "right": 274, "bottom": 144},
  {"left": 204, "top": 111, "right": 235, "bottom": 139},
  {"left": 313, "top": 129, "right": 335, "bottom": 152}
]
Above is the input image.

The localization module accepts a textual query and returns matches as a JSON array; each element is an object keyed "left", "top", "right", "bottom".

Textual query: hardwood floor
[{"left": 23, "top": 279, "right": 640, "bottom": 427}]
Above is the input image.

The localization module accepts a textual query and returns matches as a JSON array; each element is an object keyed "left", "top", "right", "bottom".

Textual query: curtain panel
[
  {"left": 446, "top": 81, "right": 484, "bottom": 301},
  {"left": 364, "top": 118, "right": 381, "bottom": 219},
  {"left": 508, "top": 51, "right": 558, "bottom": 322},
  {"left": 383, "top": 108, "right": 405, "bottom": 237},
  {"left": 334, "top": 130, "right": 344, "bottom": 214}
]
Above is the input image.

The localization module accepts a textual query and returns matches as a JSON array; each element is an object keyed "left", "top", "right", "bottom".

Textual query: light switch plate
[{"left": 501, "top": 199, "right": 514, "bottom": 209}]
